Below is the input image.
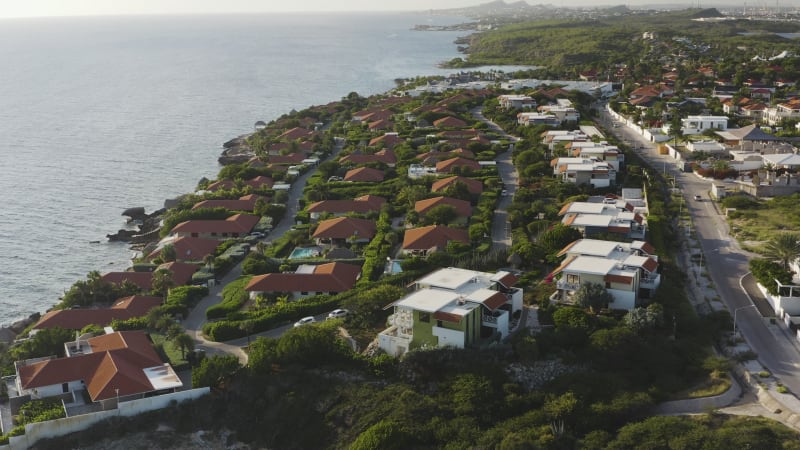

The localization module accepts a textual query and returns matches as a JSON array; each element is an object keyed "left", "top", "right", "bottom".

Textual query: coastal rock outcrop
[
  {"left": 218, "top": 133, "right": 255, "bottom": 165},
  {"left": 107, "top": 207, "right": 164, "bottom": 244}
]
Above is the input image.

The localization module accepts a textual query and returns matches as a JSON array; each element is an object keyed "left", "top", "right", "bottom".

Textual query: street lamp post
[{"left": 733, "top": 304, "right": 758, "bottom": 336}]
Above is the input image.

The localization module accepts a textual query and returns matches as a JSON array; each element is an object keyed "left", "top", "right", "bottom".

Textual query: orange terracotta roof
[
  {"left": 414, "top": 196, "right": 472, "bottom": 218},
  {"left": 402, "top": 225, "right": 469, "bottom": 251},
  {"left": 245, "top": 262, "right": 361, "bottom": 293},
  {"left": 433, "top": 311, "right": 464, "bottom": 323},
  {"left": 436, "top": 157, "right": 481, "bottom": 173},
  {"left": 605, "top": 274, "right": 633, "bottom": 284},
  {"left": 312, "top": 217, "right": 376, "bottom": 240},
  {"left": 148, "top": 237, "right": 220, "bottom": 262},
  {"left": 277, "top": 127, "right": 312, "bottom": 141},
  {"left": 171, "top": 213, "right": 260, "bottom": 236},
  {"left": 18, "top": 331, "right": 172, "bottom": 402},
  {"left": 433, "top": 116, "right": 468, "bottom": 128},
  {"left": 431, "top": 176, "right": 483, "bottom": 194},
  {"left": 33, "top": 296, "right": 163, "bottom": 330},
  {"left": 306, "top": 195, "right": 386, "bottom": 214},
  {"left": 344, "top": 167, "right": 384, "bottom": 182},
  {"left": 642, "top": 257, "right": 659, "bottom": 273}
]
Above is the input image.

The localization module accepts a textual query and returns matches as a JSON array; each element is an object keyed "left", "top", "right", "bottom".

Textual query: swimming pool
[{"left": 288, "top": 246, "right": 322, "bottom": 260}]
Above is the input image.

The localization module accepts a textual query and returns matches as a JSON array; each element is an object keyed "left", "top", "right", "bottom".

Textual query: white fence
[{"left": 5, "top": 388, "right": 209, "bottom": 449}]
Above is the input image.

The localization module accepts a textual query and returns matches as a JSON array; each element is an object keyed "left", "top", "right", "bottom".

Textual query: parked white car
[
  {"left": 327, "top": 309, "right": 349, "bottom": 320},
  {"left": 294, "top": 316, "right": 316, "bottom": 327}
]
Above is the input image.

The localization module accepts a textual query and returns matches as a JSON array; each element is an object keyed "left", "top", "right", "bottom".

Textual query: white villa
[{"left": 378, "top": 267, "right": 522, "bottom": 357}]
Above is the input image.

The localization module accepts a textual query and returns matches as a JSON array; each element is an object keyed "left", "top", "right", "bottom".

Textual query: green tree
[
  {"left": 538, "top": 224, "right": 582, "bottom": 256},
  {"left": 150, "top": 269, "right": 174, "bottom": 297},
  {"left": 573, "top": 283, "right": 613, "bottom": 314},
  {"left": 191, "top": 354, "right": 241, "bottom": 389},
  {"left": 173, "top": 332, "right": 195, "bottom": 359},
  {"left": 160, "top": 244, "right": 177, "bottom": 263},
  {"left": 763, "top": 232, "right": 800, "bottom": 271},
  {"left": 422, "top": 204, "right": 458, "bottom": 226}
]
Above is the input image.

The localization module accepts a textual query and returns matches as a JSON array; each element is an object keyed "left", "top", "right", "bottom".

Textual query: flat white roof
[
  {"left": 624, "top": 254, "right": 649, "bottom": 268},
  {"left": 565, "top": 239, "right": 619, "bottom": 258},
  {"left": 417, "top": 267, "right": 488, "bottom": 291},
  {"left": 143, "top": 364, "right": 183, "bottom": 390},
  {"left": 465, "top": 288, "right": 501, "bottom": 303},
  {"left": 565, "top": 256, "right": 618, "bottom": 275},
  {"left": 395, "top": 289, "right": 460, "bottom": 312},
  {"left": 565, "top": 202, "right": 608, "bottom": 215},
  {"left": 570, "top": 215, "right": 613, "bottom": 227},
  {"left": 438, "top": 302, "right": 479, "bottom": 317}
]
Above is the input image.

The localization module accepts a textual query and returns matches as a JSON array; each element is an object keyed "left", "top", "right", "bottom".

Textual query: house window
[
  {"left": 300, "top": 291, "right": 308, "bottom": 295},
  {"left": 437, "top": 320, "right": 443, "bottom": 327},
  {"left": 419, "top": 312, "right": 430, "bottom": 323},
  {"left": 62, "top": 383, "right": 69, "bottom": 393},
  {"left": 606, "top": 282, "right": 611, "bottom": 288},
  {"left": 191, "top": 233, "right": 199, "bottom": 238},
  {"left": 566, "top": 274, "right": 580, "bottom": 285}
]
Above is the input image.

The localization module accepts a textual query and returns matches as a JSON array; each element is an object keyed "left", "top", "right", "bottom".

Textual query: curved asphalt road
[{"left": 182, "top": 138, "right": 345, "bottom": 365}]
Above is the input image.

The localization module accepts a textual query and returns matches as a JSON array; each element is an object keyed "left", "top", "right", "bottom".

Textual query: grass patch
[
  {"left": 675, "top": 374, "right": 733, "bottom": 399},
  {"left": 150, "top": 333, "right": 190, "bottom": 368}
]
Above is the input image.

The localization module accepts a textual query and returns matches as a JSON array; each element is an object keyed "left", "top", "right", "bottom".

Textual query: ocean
[{"left": 0, "top": 12, "right": 471, "bottom": 326}]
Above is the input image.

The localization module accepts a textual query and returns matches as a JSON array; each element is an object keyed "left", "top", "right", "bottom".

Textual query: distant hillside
[{"left": 434, "top": 0, "right": 555, "bottom": 18}]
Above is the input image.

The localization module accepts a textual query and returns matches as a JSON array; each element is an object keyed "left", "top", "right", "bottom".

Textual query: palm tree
[
  {"left": 764, "top": 233, "right": 800, "bottom": 271},
  {"left": 173, "top": 333, "right": 195, "bottom": 360}
]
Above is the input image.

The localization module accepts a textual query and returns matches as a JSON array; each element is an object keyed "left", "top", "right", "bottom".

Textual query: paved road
[
  {"left": 471, "top": 106, "right": 519, "bottom": 251},
  {"left": 181, "top": 137, "right": 345, "bottom": 364},
  {"left": 598, "top": 106, "right": 800, "bottom": 394}
]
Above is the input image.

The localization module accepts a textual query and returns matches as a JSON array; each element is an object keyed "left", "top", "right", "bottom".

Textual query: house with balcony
[
  {"left": 378, "top": 267, "right": 522, "bottom": 356},
  {"left": 499, "top": 94, "right": 536, "bottom": 109},
  {"left": 14, "top": 330, "right": 182, "bottom": 407},
  {"left": 549, "top": 239, "right": 661, "bottom": 310},
  {"left": 551, "top": 157, "right": 617, "bottom": 188},
  {"left": 559, "top": 201, "right": 646, "bottom": 239},
  {"left": 517, "top": 112, "right": 561, "bottom": 127},
  {"left": 568, "top": 142, "right": 624, "bottom": 171},
  {"left": 764, "top": 98, "right": 800, "bottom": 126}
]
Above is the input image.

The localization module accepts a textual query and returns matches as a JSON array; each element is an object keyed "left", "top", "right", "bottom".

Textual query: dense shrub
[
  {"left": 750, "top": 258, "right": 794, "bottom": 295},
  {"left": 206, "top": 276, "right": 252, "bottom": 320}
]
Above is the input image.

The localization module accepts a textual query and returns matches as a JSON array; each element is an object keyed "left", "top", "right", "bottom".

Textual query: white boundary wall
[{"left": 5, "top": 388, "right": 209, "bottom": 450}]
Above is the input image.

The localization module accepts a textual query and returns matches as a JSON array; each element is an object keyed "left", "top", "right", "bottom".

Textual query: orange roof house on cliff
[{"left": 15, "top": 330, "right": 182, "bottom": 403}]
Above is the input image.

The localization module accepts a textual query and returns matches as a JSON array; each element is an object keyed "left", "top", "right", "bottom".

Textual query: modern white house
[
  {"left": 499, "top": 94, "right": 536, "bottom": 109},
  {"left": 681, "top": 115, "right": 728, "bottom": 135},
  {"left": 559, "top": 201, "right": 647, "bottom": 239},
  {"left": 378, "top": 267, "right": 522, "bottom": 357},
  {"left": 551, "top": 157, "right": 617, "bottom": 188},
  {"left": 549, "top": 239, "right": 661, "bottom": 310}
]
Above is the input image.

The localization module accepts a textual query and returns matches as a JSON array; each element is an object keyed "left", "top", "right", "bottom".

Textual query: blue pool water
[{"left": 289, "top": 246, "right": 322, "bottom": 260}]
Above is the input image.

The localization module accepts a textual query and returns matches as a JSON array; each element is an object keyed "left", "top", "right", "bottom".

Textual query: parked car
[
  {"left": 294, "top": 316, "right": 316, "bottom": 327},
  {"left": 694, "top": 195, "right": 702, "bottom": 201},
  {"left": 327, "top": 309, "right": 349, "bottom": 320},
  {"left": 501, "top": 189, "right": 509, "bottom": 196}
]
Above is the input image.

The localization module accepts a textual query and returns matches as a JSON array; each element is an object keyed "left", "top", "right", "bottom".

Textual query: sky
[
  {"left": 1, "top": 0, "right": 798, "bottom": 19},
  {"left": 0, "top": 0, "right": 475, "bottom": 18}
]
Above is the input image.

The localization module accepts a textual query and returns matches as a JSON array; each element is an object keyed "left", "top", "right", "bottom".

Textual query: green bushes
[
  {"left": 203, "top": 293, "right": 340, "bottom": 341},
  {"left": 749, "top": 258, "right": 794, "bottom": 295},
  {"left": 206, "top": 276, "right": 252, "bottom": 320},
  {"left": 164, "top": 285, "right": 209, "bottom": 317}
]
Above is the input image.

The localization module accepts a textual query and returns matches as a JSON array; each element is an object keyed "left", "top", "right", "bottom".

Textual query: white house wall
[
  {"left": 432, "top": 326, "right": 465, "bottom": 349},
  {"left": 608, "top": 289, "right": 636, "bottom": 310}
]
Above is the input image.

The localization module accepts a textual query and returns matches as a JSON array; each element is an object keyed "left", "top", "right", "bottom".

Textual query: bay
[{"left": 0, "top": 12, "right": 469, "bottom": 326}]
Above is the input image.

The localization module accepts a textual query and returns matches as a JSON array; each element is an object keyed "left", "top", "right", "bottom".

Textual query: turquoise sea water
[{"left": 0, "top": 12, "right": 469, "bottom": 326}]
